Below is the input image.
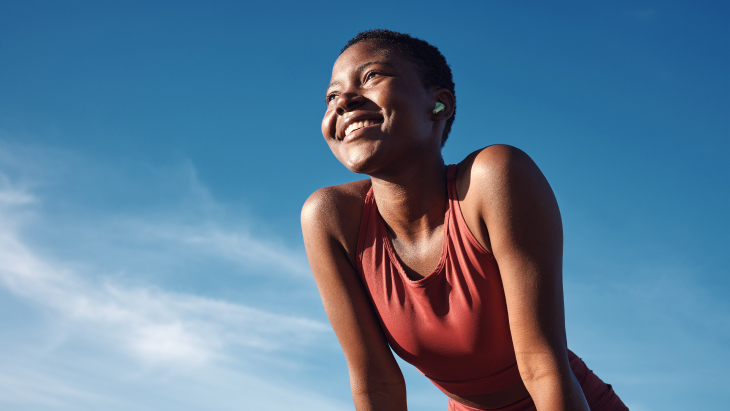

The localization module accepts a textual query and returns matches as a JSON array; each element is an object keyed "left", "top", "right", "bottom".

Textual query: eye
[
  {"left": 365, "top": 71, "right": 379, "bottom": 81},
  {"left": 326, "top": 93, "right": 338, "bottom": 104}
]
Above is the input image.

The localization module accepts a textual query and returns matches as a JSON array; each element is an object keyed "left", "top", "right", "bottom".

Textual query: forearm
[{"left": 350, "top": 376, "right": 408, "bottom": 411}]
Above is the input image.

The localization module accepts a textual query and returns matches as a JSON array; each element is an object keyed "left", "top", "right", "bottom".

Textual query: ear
[{"left": 431, "top": 88, "right": 455, "bottom": 121}]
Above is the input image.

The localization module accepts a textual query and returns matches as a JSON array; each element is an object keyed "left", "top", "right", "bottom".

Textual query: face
[{"left": 322, "top": 40, "right": 441, "bottom": 175}]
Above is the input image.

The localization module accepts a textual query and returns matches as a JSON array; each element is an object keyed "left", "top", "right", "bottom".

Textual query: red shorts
[{"left": 448, "top": 351, "right": 628, "bottom": 411}]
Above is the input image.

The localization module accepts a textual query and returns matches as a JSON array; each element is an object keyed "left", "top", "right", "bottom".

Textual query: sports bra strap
[{"left": 446, "top": 164, "right": 458, "bottom": 181}]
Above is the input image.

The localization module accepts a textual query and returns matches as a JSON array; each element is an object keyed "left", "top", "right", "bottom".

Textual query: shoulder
[
  {"left": 455, "top": 144, "right": 558, "bottom": 234},
  {"left": 458, "top": 144, "right": 540, "bottom": 186},
  {"left": 301, "top": 179, "right": 372, "bottom": 227},
  {"left": 301, "top": 179, "right": 372, "bottom": 263},
  {"left": 456, "top": 144, "right": 550, "bottom": 200}
]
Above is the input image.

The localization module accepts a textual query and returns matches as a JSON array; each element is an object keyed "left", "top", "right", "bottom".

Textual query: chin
[
  {"left": 338, "top": 151, "right": 382, "bottom": 175},
  {"left": 340, "top": 157, "right": 373, "bottom": 175},
  {"left": 331, "top": 141, "right": 385, "bottom": 175}
]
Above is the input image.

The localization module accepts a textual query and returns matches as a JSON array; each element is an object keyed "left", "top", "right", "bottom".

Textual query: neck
[{"left": 370, "top": 156, "right": 448, "bottom": 242}]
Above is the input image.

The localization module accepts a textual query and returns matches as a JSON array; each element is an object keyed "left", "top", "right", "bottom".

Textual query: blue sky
[{"left": 0, "top": 1, "right": 727, "bottom": 410}]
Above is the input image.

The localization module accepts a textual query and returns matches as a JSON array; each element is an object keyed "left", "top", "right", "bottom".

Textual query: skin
[{"left": 301, "top": 39, "right": 591, "bottom": 411}]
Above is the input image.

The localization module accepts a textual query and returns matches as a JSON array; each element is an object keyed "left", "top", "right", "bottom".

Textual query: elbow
[
  {"left": 350, "top": 377, "right": 407, "bottom": 411},
  {"left": 518, "top": 365, "right": 589, "bottom": 411},
  {"left": 518, "top": 364, "right": 558, "bottom": 389},
  {"left": 515, "top": 352, "right": 572, "bottom": 390}
]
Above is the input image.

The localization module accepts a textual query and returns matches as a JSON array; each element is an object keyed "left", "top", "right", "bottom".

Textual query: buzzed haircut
[{"left": 341, "top": 29, "right": 456, "bottom": 147}]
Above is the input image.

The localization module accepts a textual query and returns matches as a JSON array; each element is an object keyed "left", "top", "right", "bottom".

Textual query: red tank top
[{"left": 356, "top": 164, "right": 522, "bottom": 396}]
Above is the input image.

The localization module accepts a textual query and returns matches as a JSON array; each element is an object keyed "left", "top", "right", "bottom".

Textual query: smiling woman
[{"left": 301, "top": 29, "right": 629, "bottom": 411}]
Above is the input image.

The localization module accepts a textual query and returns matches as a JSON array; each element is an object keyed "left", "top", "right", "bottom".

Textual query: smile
[{"left": 345, "top": 119, "right": 382, "bottom": 137}]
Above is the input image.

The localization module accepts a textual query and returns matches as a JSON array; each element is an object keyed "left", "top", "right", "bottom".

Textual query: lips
[{"left": 338, "top": 112, "right": 383, "bottom": 141}]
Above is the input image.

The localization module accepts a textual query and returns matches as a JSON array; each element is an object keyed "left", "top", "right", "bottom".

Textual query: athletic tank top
[{"left": 356, "top": 164, "right": 522, "bottom": 396}]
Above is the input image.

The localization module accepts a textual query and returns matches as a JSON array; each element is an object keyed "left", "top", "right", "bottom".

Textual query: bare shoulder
[
  {"left": 455, "top": 144, "right": 552, "bottom": 205},
  {"left": 455, "top": 144, "right": 559, "bottom": 249},
  {"left": 458, "top": 144, "right": 541, "bottom": 186},
  {"left": 301, "top": 179, "right": 372, "bottom": 263},
  {"left": 301, "top": 179, "right": 372, "bottom": 229}
]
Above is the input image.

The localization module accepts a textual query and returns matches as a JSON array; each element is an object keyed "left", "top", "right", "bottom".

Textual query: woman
[{"left": 301, "top": 30, "right": 628, "bottom": 411}]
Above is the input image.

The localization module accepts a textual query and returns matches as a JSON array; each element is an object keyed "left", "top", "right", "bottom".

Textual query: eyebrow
[{"left": 327, "top": 60, "right": 394, "bottom": 90}]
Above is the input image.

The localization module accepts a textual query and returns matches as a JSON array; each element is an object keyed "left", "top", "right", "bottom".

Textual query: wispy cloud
[
  {"left": 181, "top": 228, "right": 311, "bottom": 276},
  {"left": 0, "top": 178, "right": 326, "bottom": 366},
  {"left": 0, "top": 179, "right": 34, "bottom": 205},
  {"left": 0, "top": 367, "right": 115, "bottom": 409},
  {"left": 0, "top": 142, "right": 347, "bottom": 410},
  {"left": 129, "top": 216, "right": 311, "bottom": 277}
]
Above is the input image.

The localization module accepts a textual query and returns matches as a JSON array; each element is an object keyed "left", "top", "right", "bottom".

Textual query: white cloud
[
  {"left": 0, "top": 357, "right": 350, "bottom": 411},
  {"left": 0, "top": 144, "right": 312, "bottom": 280},
  {"left": 0, "top": 368, "right": 115, "bottom": 409},
  {"left": 0, "top": 184, "right": 326, "bottom": 367},
  {"left": 135, "top": 220, "right": 311, "bottom": 277},
  {"left": 0, "top": 145, "right": 349, "bottom": 410},
  {"left": 183, "top": 229, "right": 310, "bottom": 275},
  {"left": 0, "top": 189, "right": 34, "bottom": 205}
]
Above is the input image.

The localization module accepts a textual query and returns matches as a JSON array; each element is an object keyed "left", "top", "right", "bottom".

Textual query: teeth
[{"left": 345, "top": 120, "right": 379, "bottom": 137}]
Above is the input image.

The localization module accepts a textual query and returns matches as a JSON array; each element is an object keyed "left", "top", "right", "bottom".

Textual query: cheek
[
  {"left": 321, "top": 109, "right": 337, "bottom": 140},
  {"left": 379, "top": 93, "right": 415, "bottom": 129}
]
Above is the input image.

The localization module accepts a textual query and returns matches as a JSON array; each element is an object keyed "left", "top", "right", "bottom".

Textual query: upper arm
[
  {"left": 467, "top": 145, "right": 568, "bottom": 380},
  {"left": 300, "top": 186, "right": 406, "bottom": 403}
]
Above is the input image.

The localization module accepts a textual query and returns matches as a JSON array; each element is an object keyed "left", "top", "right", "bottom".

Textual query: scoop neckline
[{"left": 376, "top": 195, "right": 451, "bottom": 288}]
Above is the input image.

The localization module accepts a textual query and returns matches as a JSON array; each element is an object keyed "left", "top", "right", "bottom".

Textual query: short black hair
[{"left": 341, "top": 29, "right": 456, "bottom": 147}]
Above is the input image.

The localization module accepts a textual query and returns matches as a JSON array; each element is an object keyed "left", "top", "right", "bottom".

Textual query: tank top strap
[
  {"left": 446, "top": 164, "right": 458, "bottom": 181},
  {"left": 446, "top": 164, "right": 459, "bottom": 205},
  {"left": 356, "top": 186, "right": 376, "bottom": 261}
]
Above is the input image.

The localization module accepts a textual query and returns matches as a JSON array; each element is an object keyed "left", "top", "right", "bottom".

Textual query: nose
[{"left": 334, "top": 92, "right": 365, "bottom": 116}]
